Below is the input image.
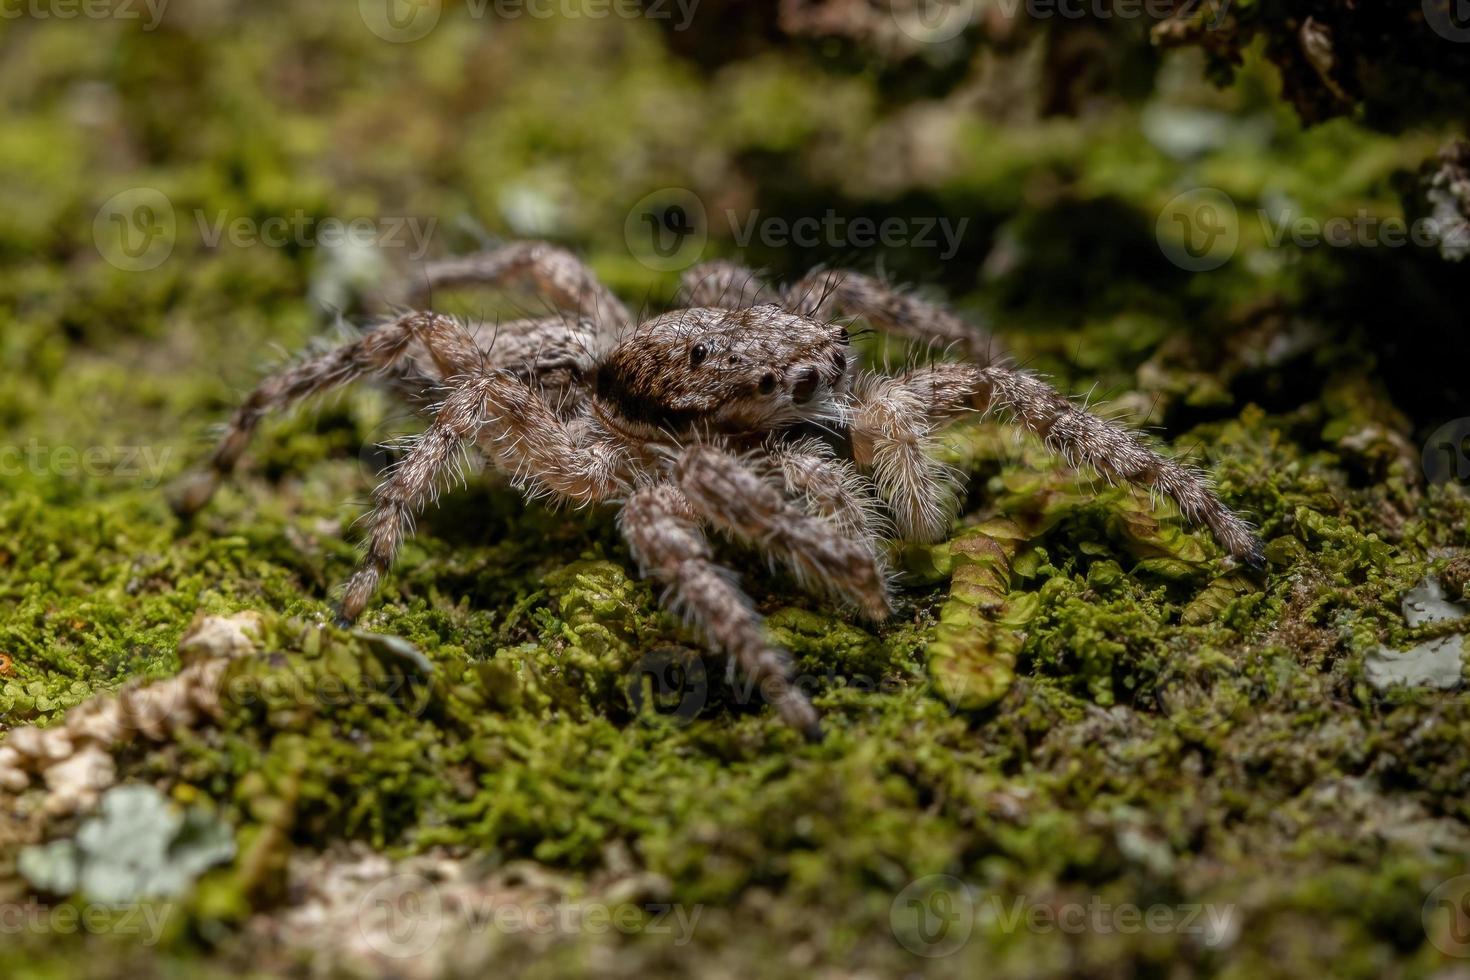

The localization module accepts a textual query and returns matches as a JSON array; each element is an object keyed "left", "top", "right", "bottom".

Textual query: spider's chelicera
[{"left": 174, "top": 241, "right": 1264, "bottom": 737}]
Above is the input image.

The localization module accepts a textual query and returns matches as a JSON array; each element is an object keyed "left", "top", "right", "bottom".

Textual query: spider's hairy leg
[
  {"left": 621, "top": 482, "right": 821, "bottom": 739},
  {"left": 678, "top": 261, "right": 779, "bottom": 309},
  {"left": 783, "top": 268, "right": 997, "bottom": 361},
  {"left": 847, "top": 372, "right": 964, "bottom": 543},
  {"left": 171, "top": 312, "right": 477, "bottom": 517},
  {"left": 770, "top": 438, "right": 890, "bottom": 573},
  {"left": 674, "top": 445, "right": 891, "bottom": 621},
  {"left": 405, "top": 240, "right": 632, "bottom": 338},
  {"left": 881, "top": 362, "right": 1267, "bottom": 566},
  {"left": 338, "top": 365, "right": 627, "bottom": 624}
]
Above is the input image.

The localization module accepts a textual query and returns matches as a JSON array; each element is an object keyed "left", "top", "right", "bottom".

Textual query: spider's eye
[
  {"left": 758, "top": 372, "right": 777, "bottom": 395},
  {"left": 689, "top": 343, "right": 708, "bottom": 368}
]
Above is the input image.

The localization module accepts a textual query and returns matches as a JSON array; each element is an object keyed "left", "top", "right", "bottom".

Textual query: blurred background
[{"left": 2, "top": 1, "right": 1470, "bottom": 977}]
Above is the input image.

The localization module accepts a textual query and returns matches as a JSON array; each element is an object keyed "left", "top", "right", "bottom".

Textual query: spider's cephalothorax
[
  {"left": 174, "top": 241, "right": 1264, "bottom": 737},
  {"left": 592, "top": 306, "right": 852, "bottom": 439}
]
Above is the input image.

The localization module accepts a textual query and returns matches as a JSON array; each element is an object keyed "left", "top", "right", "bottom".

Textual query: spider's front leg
[
  {"left": 620, "top": 483, "right": 821, "bottom": 739},
  {"left": 852, "top": 362, "right": 1266, "bottom": 566},
  {"left": 406, "top": 240, "right": 632, "bottom": 341},
  {"left": 338, "top": 361, "right": 627, "bottom": 624},
  {"left": 674, "top": 445, "right": 891, "bottom": 621}
]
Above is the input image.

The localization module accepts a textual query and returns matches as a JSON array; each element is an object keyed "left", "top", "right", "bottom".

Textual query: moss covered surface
[{"left": 1, "top": 5, "right": 1468, "bottom": 977}]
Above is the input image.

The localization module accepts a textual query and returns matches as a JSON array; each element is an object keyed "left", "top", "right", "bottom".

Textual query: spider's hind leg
[
  {"left": 678, "top": 262, "right": 779, "bottom": 309},
  {"left": 405, "top": 240, "right": 632, "bottom": 338},
  {"left": 783, "top": 268, "right": 998, "bottom": 362},
  {"left": 171, "top": 312, "right": 478, "bottom": 517},
  {"left": 338, "top": 362, "right": 626, "bottom": 623}
]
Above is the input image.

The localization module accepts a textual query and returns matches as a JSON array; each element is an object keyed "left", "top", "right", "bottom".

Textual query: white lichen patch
[{"left": 1364, "top": 577, "right": 1469, "bottom": 692}]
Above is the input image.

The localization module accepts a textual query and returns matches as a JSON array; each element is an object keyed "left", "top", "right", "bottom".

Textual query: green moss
[{"left": 1, "top": 5, "right": 1467, "bottom": 977}]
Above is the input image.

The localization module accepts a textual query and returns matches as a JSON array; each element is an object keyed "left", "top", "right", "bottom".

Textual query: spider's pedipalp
[
  {"left": 674, "top": 444, "right": 891, "bottom": 621},
  {"left": 620, "top": 482, "right": 821, "bottom": 739},
  {"left": 848, "top": 371, "right": 964, "bottom": 543}
]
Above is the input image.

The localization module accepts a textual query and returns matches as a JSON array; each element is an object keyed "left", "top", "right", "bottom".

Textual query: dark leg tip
[{"left": 169, "top": 470, "right": 219, "bottom": 519}]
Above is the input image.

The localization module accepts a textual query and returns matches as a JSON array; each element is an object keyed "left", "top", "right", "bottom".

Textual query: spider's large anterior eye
[
  {"left": 689, "top": 343, "right": 708, "bottom": 368},
  {"left": 758, "top": 372, "right": 777, "bottom": 395}
]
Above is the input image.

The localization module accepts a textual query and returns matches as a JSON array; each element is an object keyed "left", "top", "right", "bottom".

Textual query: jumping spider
[{"left": 174, "top": 241, "right": 1263, "bottom": 737}]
